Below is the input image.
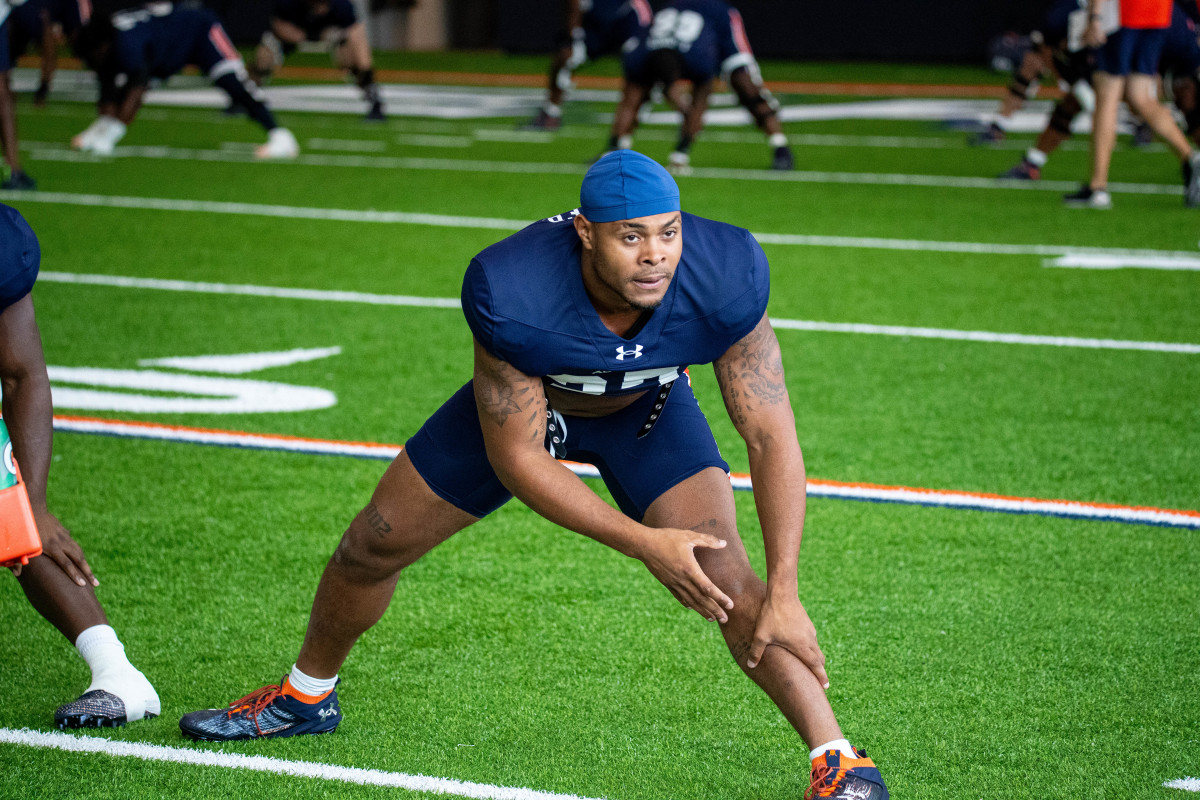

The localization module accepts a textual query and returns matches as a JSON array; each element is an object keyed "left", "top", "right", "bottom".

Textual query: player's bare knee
[
  {"left": 332, "top": 503, "right": 409, "bottom": 579},
  {"left": 722, "top": 571, "right": 766, "bottom": 622}
]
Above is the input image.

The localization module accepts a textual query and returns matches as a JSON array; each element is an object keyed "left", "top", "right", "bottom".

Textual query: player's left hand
[
  {"left": 745, "top": 588, "right": 829, "bottom": 689},
  {"left": 18, "top": 508, "right": 99, "bottom": 587}
]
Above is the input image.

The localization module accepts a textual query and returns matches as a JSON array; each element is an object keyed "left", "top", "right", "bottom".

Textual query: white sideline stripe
[
  {"left": 51, "top": 417, "right": 1200, "bottom": 530},
  {"left": 768, "top": 319, "right": 1200, "bottom": 354},
  {"left": 3, "top": 190, "right": 526, "bottom": 232},
  {"left": 39, "top": 271, "right": 460, "bottom": 308},
  {"left": 1047, "top": 254, "right": 1200, "bottom": 271},
  {"left": 0, "top": 728, "right": 604, "bottom": 800},
  {"left": 17, "top": 141, "right": 1181, "bottom": 196},
  {"left": 9, "top": 189, "right": 1199, "bottom": 263},
  {"left": 1166, "top": 777, "right": 1200, "bottom": 792},
  {"left": 36, "top": 271, "right": 1200, "bottom": 355},
  {"left": 306, "top": 137, "right": 387, "bottom": 153}
]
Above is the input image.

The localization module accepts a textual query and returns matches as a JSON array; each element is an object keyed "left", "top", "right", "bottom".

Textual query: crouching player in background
[
  {"left": 605, "top": 0, "right": 795, "bottom": 173},
  {"left": 971, "top": 0, "right": 1094, "bottom": 147},
  {"left": 5, "top": 0, "right": 92, "bottom": 108},
  {"left": 251, "top": 0, "right": 385, "bottom": 122},
  {"left": 179, "top": 150, "right": 888, "bottom": 800},
  {"left": 0, "top": 0, "right": 35, "bottom": 188},
  {"left": 71, "top": 3, "right": 299, "bottom": 159},
  {"left": 522, "top": 0, "right": 653, "bottom": 131},
  {"left": 1, "top": 204, "right": 159, "bottom": 728}
]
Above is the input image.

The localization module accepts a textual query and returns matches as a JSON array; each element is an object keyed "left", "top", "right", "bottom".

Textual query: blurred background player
[
  {"left": 6, "top": 0, "right": 91, "bottom": 108},
  {"left": 1002, "top": 2, "right": 1200, "bottom": 180},
  {"left": 249, "top": 0, "right": 384, "bottom": 121},
  {"left": 71, "top": 3, "right": 299, "bottom": 159},
  {"left": 1, "top": 203, "right": 160, "bottom": 729},
  {"left": 522, "top": 0, "right": 652, "bottom": 131},
  {"left": 1065, "top": 0, "right": 1200, "bottom": 207},
  {"left": 0, "top": 0, "right": 35, "bottom": 188},
  {"left": 605, "top": 0, "right": 794, "bottom": 172},
  {"left": 972, "top": 0, "right": 1093, "bottom": 146}
]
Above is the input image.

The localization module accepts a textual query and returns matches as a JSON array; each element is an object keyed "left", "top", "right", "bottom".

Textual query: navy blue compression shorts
[
  {"left": 0, "top": 18, "right": 11, "bottom": 72},
  {"left": 405, "top": 377, "right": 730, "bottom": 521},
  {"left": 1095, "top": 27, "right": 1168, "bottom": 75}
]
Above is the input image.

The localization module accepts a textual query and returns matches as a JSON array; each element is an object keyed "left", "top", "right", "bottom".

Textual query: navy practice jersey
[
  {"left": 1038, "top": 0, "right": 1086, "bottom": 48},
  {"left": 9, "top": 0, "right": 90, "bottom": 42},
  {"left": 624, "top": 0, "right": 754, "bottom": 85},
  {"left": 462, "top": 209, "right": 769, "bottom": 396},
  {"left": 111, "top": 4, "right": 240, "bottom": 82},
  {"left": 0, "top": 204, "right": 40, "bottom": 312},
  {"left": 580, "top": 0, "right": 652, "bottom": 44},
  {"left": 274, "top": 0, "right": 357, "bottom": 40}
]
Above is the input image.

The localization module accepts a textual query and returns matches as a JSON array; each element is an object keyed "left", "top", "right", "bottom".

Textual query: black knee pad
[
  {"left": 1048, "top": 97, "right": 1079, "bottom": 135},
  {"left": 1008, "top": 73, "right": 1034, "bottom": 100}
]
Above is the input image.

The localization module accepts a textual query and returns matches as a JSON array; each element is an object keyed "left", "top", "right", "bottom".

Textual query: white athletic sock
[
  {"left": 769, "top": 132, "right": 788, "bottom": 148},
  {"left": 1025, "top": 148, "right": 1048, "bottom": 167},
  {"left": 287, "top": 663, "right": 338, "bottom": 698},
  {"left": 75, "top": 624, "right": 159, "bottom": 720},
  {"left": 809, "top": 737, "right": 857, "bottom": 761},
  {"left": 543, "top": 103, "right": 562, "bottom": 118}
]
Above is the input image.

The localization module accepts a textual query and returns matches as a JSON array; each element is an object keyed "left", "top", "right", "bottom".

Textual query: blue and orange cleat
[
  {"left": 805, "top": 748, "right": 889, "bottom": 800},
  {"left": 179, "top": 678, "right": 341, "bottom": 741}
]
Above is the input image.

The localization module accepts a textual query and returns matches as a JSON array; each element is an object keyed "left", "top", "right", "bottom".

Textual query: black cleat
[
  {"left": 55, "top": 690, "right": 149, "bottom": 729},
  {"left": 520, "top": 109, "right": 562, "bottom": 132},
  {"left": 969, "top": 122, "right": 1006, "bottom": 146},
  {"left": 998, "top": 159, "right": 1040, "bottom": 180},
  {"left": 771, "top": 145, "right": 794, "bottom": 171},
  {"left": 1131, "top": 121, "right": 1154, "bottom": 148},
  {"left": 1, "top": 170, "right": 36, "bottom": 191},
  {"left": 1184, "top": 153, "right": 1200, "bottom": 208},
  {"left": 365, "top": 100, "right": 386, "bottom": 122},
  {"left": 1063, "top": 184, "right": 1112, "bottom": 209}
]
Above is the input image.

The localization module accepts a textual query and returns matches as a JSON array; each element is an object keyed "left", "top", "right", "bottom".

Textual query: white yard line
[
  {"left": 34, "top": 270, "right": 1200, "bottom": 354},
  {"left": 0, "top": 728, "right": 607, "bottom": 800},
  {"left": 17, "top": 141, "right": 1182, "bottom": 196},
  {"left": 1166, "top": 778, "right": 1200, "bottom": 792},
  {"left": 5, "top": 189, "right": 1197, "bottom": 262},
  {"left": 51, "top": 416, "right": 1200, "bottom": 529},
  {"left": 1046, "top": 254, "right": 1200, "bottom": 271},
  {"left": 306, "top": 137, "right": 388, "bottom": 152},
  {"left": 34, "top": 269, "right": 1200, "bottom": 354}
]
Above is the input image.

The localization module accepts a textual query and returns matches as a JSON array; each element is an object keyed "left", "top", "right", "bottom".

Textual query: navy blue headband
[{"left": 579, "top": 150, "right": 681, "bottom": 222}]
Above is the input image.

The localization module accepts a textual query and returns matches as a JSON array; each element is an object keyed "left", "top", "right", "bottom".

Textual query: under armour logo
[
  {"left": 318, "top": 707, "right": 339, "bottom": 720},
  {"left": 615, "top": 345, "right": 643, "bottom": 361}
]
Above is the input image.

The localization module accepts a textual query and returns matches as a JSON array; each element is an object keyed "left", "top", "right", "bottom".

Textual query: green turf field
[{"left": 0, "top": 59, "right": 1198, "bottom": 800}]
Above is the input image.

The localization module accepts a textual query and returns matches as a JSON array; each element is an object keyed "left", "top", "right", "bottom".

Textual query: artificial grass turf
[
  {"left": 1, "top": 435, "right": 1196, "bottom": 799},
  {"left": 2, "top": 67, "right": 1197, "bottom": 799}
]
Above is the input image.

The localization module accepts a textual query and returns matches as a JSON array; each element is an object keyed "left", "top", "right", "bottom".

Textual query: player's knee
[
  {"left": 712, "top": 563, "right": 766, "bottom": 623},
  {"left": 332, "top": 506, "right": 410, "bottom": 580},
  {"left": 1049, "top": 100, "right": 1076, "bottom": 135}
]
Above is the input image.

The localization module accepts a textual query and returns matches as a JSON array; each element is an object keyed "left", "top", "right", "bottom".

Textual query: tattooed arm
[
  {"left": 714, "top": 313, "right": 829, "bottom": 685},
  {"left": 473, "top": 339, "right": 734, "bottom": 622}
]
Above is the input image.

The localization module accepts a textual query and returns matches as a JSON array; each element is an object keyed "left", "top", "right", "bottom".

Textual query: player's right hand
[{"left": 637, "top": 529, "right": 732, "bottom": 623}]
